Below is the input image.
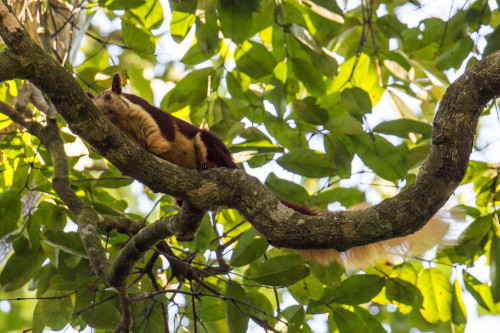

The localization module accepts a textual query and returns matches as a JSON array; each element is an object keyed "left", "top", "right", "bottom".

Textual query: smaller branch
[
  {"left": 109, "top": 202, "right": 206, "bottom": 287},
  {"left": 0, "top": 100, "right": 43, "bottom": 137},
  {"left": 99, "top": 215, "right": 145, "bottom": 236},
  {"left": 0, "top": 291, "right": 76, "bottom": 301},
  {"left": 145, "top": 262, "right": 169, "bottom": 333},
  {"left": 114, "top": 287, "right": 133, "bottom": 333},
  {"left": 42, "top": 118, "right": 110, "bottom": 279},
  {"left": 190, "top": 284, "right": 199, "bottom": 333},
  {"left": 156, "top": 241, "right": 191, "bottom": 281}
]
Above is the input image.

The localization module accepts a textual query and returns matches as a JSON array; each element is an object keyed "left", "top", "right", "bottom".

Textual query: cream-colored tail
[{"left": 301, "top": 204, "right": 462, "bottom": 267}]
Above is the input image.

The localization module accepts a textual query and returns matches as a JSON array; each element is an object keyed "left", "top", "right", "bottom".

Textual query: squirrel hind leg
[
  {"left": 194, "top": 132, "right": 209, "bottom": 168},
  {"left": 146, "top": 136, "right": 171, "bottom": 155}
]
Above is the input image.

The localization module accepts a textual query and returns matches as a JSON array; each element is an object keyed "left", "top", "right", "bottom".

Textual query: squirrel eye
[{"left": 105, "top": 94, "right": 112, "bottom": 100}]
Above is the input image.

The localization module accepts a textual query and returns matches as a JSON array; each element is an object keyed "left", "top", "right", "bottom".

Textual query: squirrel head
[{"left": 91, "top": 73, "right": 129, "bottom": 126}]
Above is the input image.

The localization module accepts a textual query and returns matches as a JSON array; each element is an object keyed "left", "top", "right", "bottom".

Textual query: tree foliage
[{"left": 0, "top": 0, "right": 499, "bottom": 332}]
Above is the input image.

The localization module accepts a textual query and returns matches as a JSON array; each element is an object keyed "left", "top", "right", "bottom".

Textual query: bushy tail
[{"left": 297, "top": 203, "right": 462, "bottom": 267}]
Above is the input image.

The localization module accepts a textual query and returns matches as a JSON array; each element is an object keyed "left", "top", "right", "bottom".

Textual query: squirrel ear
[
  {"left": 86, "top": 91, "right": 95, "bottom": 99},
  {"left": 112, "top": 73, "right": 122, "bottom": 94}
]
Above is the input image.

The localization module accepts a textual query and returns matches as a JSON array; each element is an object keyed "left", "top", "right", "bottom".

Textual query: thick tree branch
[
  {"left": 0, "top": 49, "right": 26, "bottom": 81},
  {"left": 1, "top": 0, "right": 499, "bottom": 267}
]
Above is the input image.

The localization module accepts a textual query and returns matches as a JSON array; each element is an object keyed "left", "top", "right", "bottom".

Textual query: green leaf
[
  {"left": 0, "top": 190, "right": 22, "bottom": 238},
  {"left": 452, "top": 278, "right": 467, "bottom": 332},
  {"left": 263, "top": 112, "right": 307, "bottom": 149},
  {"left": 453, "top": 215, "right": 491, "bottom": 260},
  {"left": 122, "top": 17, "right": 155, "bottom": 55},
  {"left": 191, "top": 215, "right": 214, "bottom": 251},
  {"left": 329, "top": 53, "right": 385, "bottom": 105},
  {"left": 490, "top": 233, "right": 500, "bottom": 302},
  {"left": 267, "top": 75, "right": 287, "bottom": 117},
  {"left": 31, "top": 201, "right": 67, "bottom": 231},
  {"left": 324, "top": 114, "right": 364, "bottom": 135},
  {"left": 99, "top": 0, "right": 144, "bottom": 10},
  {"left": 484, "top": 26, "right": 500, "bottom": 57},
  {"left": 288, "top": 274, "right": 324, "bottom": 303},
  {"left": 276, "top": 148, "right": 336, "bottom": 178},
  {"left": 226, "top": 284, "right": 249, "bottom": 333},
  {"left": 386, "top": 278, "right": 423, "bottom": 307},
  {"left": 11, "top": 160, "right": 30, "bottom": 191},
  {"left": 230, "top": 228, "right": 269, "bottom": 267},
  {"left": 265, "top": 173, "right": 309, "bottom": 204},
  {"left": 310, "top": 261, "right": 343, "bottom": 286},
  {"left": 289, "top": 23, "right": 322, "bottom": 54},
  {"left": 226, "top": 70, "right": 259, "bottom": 104},
  {"left": 96, "top": 171, "right": 134, "bottom": 188},
  {"left": 218, "top": 1, "right": 254, "bottom": 44},
  {"left": 91, "top": 202, "right": 124, "bottom": 216},
  {"left": 195, "top": 0, "right": 219, "bottom": 55},
  {"left": 79, "top": 292, "right": 121, "bottom": 329},
  {"left": 436, "top": 37, "right": 474, "bottom": 70},
  {"left": 302, "top": 0, "right": 344, "bottom": 23},
  {"left": 246, "top": 254, "right": 309, "bottom": 286},
  {"left": 170, "top": 11, "right": 196, "bottom": 42},
  {"left": 281, "top": 305, "right": 305, "bottom": 333},
  {"left": 391, "top": 262, "right": 418, "bottom": 283},
  {"left": 32, "top": 291, "right": 74, "bottom": 333},
  {"left": 170, "top": 0, "right": 197, "bottom": 12},
  {"left": 291, "top": 58, "right": 326, "bottom": 94},
  {"left": 127, "top": 0, "right": 164, "bottom": 30},
  {"left": 162, "top": 67, "right": 215, "bottom": 111},
  {"left": 332, "top": 274, "right": 385, "bottom": 305},
  {"left": 246, "top": 291, "right": 275, "bottom": 325},
  {"left": 324, "top": 134, "right": 354, "bottom": 179},
  {"left": 234, "top": 41, "right": 277, "bottom": 79},
  {"left": 416, "top": 268, "right": 452, "bottom": 323},
  {"left": 31, "top": 264, "right": 56, "bottom": 297},
  {"left": 354, "top": 307, "right": 386, "bottom": 333},
  {"left": 350, "top": 134, "right": 407, "bottom": 181},
  {"left": 185, "top": 296, "right": 226, "bottom": 322},
  {"left": 332, "top": 307, "right": 385, "bottom": 333},
  {"left": 48, "top": 274, "right": 96, "bottom": 291},
  {"left": 42, "top": 231, "right": 88, "bottom": 258},
  {"left": 386, "top": 90, "right": 418, "bottom": 120},
  {"left": 341, "top": 88, "right": 372, "bottom": 117},
  {"left": 182, "top": 42, "right": 215, "bottom": 65},
  {"left": 210, "top": 120, "right": 245, "bottom": 142},
  {"left": 333, "top": 307, "right": 361, "bottom": 333},
  {"left": 292, "top": 97, "right": 328, "bottom": 125},
  {"left": 231, "top": 140, "right": 282, "bottom": 164},
  {"left": 1, "top": 248, "right": 46, "bottom": 291},
  {"left": 463, "top": 271, "right": 493, "bottom": 311},
  {"left": 374, "top": 119, "right": 432, "bottom": 138},
  {"left": 309, "top": 187, "right": 362, "bottom": 209}
]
